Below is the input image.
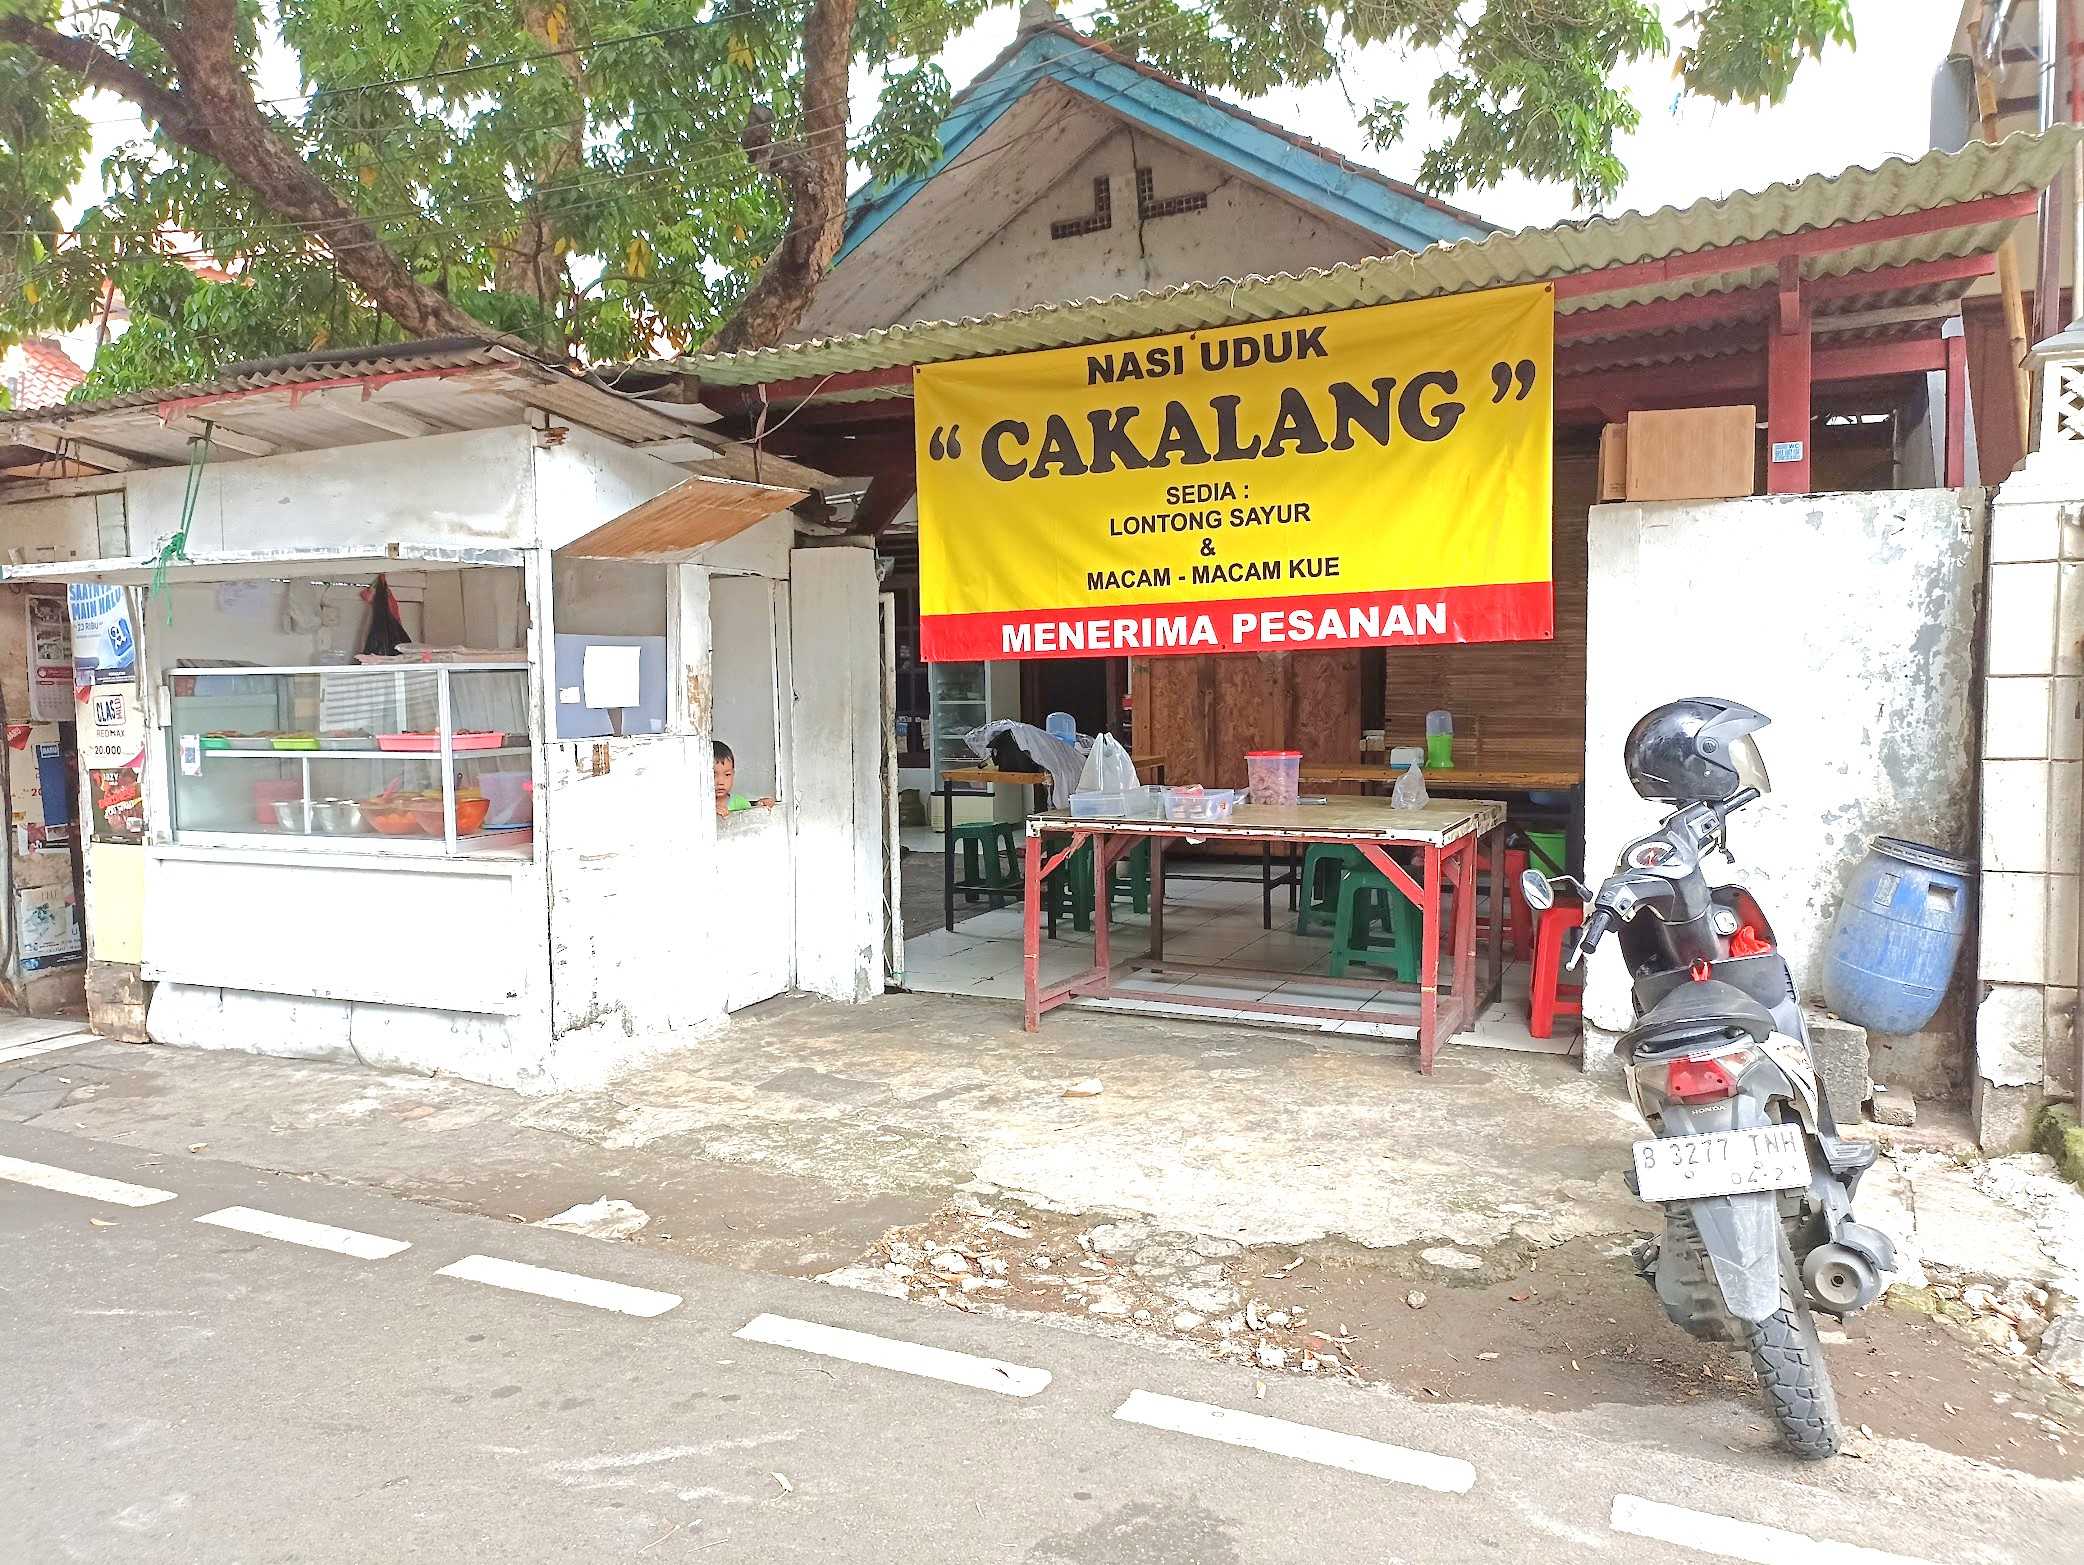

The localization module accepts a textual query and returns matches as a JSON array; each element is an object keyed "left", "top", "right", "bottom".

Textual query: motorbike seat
[{"left": 1622, "top": 978, "right": 1776, "bottom": 1057}]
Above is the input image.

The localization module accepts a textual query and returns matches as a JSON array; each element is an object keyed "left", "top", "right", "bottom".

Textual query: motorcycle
[{"left": 1523, "top": 698, "right": 1894, "bottom": 1460}]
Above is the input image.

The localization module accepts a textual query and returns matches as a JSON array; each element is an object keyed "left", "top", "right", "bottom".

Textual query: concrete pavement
[{"left": 4, "top": 1117, "right": 2079, "bottom": 1563}]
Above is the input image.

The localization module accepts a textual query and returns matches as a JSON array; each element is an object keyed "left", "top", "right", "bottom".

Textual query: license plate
[{"left": 1631, "top": 1124, "right": 1810, "bottom": 1202}]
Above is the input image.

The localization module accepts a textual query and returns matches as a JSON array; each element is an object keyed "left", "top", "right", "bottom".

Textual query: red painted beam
[
  {"left": 1550, "top": 191, "right": 2038, "bottom": 302},
  {"left": 1812, "top": 337, "right": 1949, "bottom": 379},
  {"left": 1805, "top": 252, "right": 1997, "bottom": 300},
  {"left": 1557, "top": 331, "right": 1950, "bottom": 414},
  {"left": 1555, "top": 290, "right": 1770, "bottom": 342},
  {"left": 1559, "top": 327, "right": 1759, "bottom": 376},
  {"left": 1555, "top": 254, "right": 1998, "bottom": 346}
]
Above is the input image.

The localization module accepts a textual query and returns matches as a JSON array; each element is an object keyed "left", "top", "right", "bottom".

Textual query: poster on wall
[
  {"left": 26, "top": 597, "right": 73, "bottom": 721},
  {"left": 89, "top": 767, "right": 144, "bottom": 844},
  {"left": 22, "top": 739, "right": 74, "bottom": 853},
  {"left": 66, "top": 580, "right": 137, "bottom": 688},
  {"left": 16, "top": 883, "right": 83, "bottom": 971},
  {"left": 915, "top": 283, "right": 1555, "bottom": 661},
  {"left": 84, "top": 680, "right": 144, "bottom": 770}
]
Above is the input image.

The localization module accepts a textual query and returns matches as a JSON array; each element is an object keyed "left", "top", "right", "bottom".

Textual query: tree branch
[
  {"left": 11, "top": 12, "right": 525, "bottom": 351},
  {"left": 704, "top": 0, "right": 860, "bottom": 355},
  {"left": 0, "top": 16, "right": 201, "bottom": 142}
]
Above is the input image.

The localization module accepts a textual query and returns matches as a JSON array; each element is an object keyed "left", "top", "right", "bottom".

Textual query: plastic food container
[
  {"left": 272, "top": 734, "right": 319, "bottom": 751},
  {"left": 481, "top": 771, "right": 534, "bottom": 829},
  {"left": 1069, "top": 786, "right": 1158, "bottom": 819},
  {"left": 1245, "top": 750, "right": 1302, "bottom": 806},
  {"left": 1160, "top": 787, "right": 1241, "bottom": 824}
]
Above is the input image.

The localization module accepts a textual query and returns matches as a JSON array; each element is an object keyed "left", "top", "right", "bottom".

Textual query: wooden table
[
  {"left": 939, "top": 756, "right": 1165, "bottom": 932},
  {"left": 1021, "top": 798, "right": 1508, "bottom": 1072},
  {"left": 1301, "top": 762, "right": 1584, "bottom": 874}
]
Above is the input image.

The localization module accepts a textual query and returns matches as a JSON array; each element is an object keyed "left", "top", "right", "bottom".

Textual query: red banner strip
[{"left": 922, "top": 583, "right": 1553, "bottom": 662}]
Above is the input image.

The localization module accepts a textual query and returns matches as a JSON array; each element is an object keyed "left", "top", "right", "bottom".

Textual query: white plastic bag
[
  {"left": 1390, "top": 761, "right": 1430, "bottom": 810},
  {"left": 1077, "top": 733, "right": 1138, "bottom": 794}
]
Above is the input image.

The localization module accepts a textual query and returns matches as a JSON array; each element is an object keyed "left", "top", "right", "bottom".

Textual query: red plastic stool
[
  {"left": 1529, "top": 901, "right": 1585, "bottom": 1039},
  {"left": 1503, "top": 848, "right": 1535, "bottom": 961}
]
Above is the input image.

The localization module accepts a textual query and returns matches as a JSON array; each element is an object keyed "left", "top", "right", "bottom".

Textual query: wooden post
[
  {"left": 1767, "top": 257, "right": 1812, "bottom": 494},
  {"left": 1970, "top": 8, "right": 2036, "bottom": 435},
  {"left": 1945, "top": 329, "right": 1969, "bottom": 488}
]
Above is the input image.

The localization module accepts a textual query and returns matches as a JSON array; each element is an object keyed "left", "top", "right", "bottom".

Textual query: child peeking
[{"left": 713, "top": 740, "right": 777, "bottom": 818}]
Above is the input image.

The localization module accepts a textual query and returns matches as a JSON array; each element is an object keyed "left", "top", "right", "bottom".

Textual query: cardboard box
[
  {"left": 1623, "top": 405, "right": 1756, "bottom": 501},
  {"left": 1597, "top": 422, "right": 1628, "bottom": 501}
]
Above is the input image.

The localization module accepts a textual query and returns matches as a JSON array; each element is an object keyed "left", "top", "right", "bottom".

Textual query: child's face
[{"left": 714, "top": 756, "right": 734, "bottom": 801}]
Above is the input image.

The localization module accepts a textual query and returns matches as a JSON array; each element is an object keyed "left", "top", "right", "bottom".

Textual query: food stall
[
  {"left": 0, "top": 345, "right": 887, "bottom": 1091},
  {"left": 899, "top": 285, "right": 1553, "bottom": 1061}
]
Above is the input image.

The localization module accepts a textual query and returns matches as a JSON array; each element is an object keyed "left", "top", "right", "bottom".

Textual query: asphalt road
[{"left": 3, "top": 1118, "right": 2078, "bottom": 1564}]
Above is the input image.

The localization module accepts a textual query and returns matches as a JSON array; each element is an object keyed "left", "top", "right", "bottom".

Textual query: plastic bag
[
  {"left": 1390, "top": 761, "right": 1430, "bottom": 810},
  {"left": 963, "top": 720, "right": 1087, "bottom": 806},
  {"left": 1077, "top": 732, "right": 1138, "bottom": 795}
]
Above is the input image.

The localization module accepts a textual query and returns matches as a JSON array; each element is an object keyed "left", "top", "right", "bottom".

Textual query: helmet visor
[{"left": 1727, "top": 733, "right": 1770, "bottom": 796}]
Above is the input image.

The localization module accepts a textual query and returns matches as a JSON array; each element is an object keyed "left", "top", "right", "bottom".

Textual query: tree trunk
[
  {"left": 493, "top": 2, "right": 589, "bottom": 326},
  {"left": 704, "top": 0, "right": 860, "bottom": 355}
]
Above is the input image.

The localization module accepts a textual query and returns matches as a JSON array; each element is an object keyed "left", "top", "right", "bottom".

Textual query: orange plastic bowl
[
  {"left": 409, "top": 796, "right": 491, "bottom": 836},
  {"left": 363, "top": 807, "right": 420, "bottom": 836}
]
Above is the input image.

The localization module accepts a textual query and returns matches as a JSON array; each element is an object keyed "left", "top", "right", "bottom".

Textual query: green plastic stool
[
  {"left": 1108, "top": 840, "right": 1151, "bottom": 915},
  {"left": 1329, "top": 865, "right": 1421, "bottom": 982},
  {"left": 951, "top": 820, "right": 1020, "bottom": 905},
  {"left": 1046, "top": 841, "right": 1095, "bottom": 934},
  {"left": 1297, "top": 844, "right": 1363, "bottom": 934}
]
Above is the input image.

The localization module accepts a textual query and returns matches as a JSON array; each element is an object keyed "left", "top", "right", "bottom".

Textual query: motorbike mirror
[{"left": 1519, "top": 867, "right": 1555, "bottom": 913}]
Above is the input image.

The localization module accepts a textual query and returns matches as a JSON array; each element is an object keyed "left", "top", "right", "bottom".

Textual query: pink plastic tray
[{"left": 376, "top": 731, "right": 502, "bottom": 752}]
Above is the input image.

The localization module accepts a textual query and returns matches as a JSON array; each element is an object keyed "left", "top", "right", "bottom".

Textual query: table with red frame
[{"left": 1021, "top": 797, "right": 1509, "bottom": 1072}]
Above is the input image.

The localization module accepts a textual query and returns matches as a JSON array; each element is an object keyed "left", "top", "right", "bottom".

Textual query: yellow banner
[{"left": 916, "top": 284, "right": 1553, "bottom": 661}]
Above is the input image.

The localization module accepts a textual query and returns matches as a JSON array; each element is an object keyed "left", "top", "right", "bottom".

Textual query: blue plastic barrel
[{"left": 1822, "top": 837, "right": 1975, "bottom": 1033}]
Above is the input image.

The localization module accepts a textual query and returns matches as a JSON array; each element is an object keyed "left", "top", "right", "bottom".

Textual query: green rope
[{"left": 151, "top": 422, "right": 212, "bottom": 619}]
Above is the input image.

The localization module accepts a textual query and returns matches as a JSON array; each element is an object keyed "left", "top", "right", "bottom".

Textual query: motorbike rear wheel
[{"left": 1742, "top": 1263, "right": 1842, "bottom": 1460}]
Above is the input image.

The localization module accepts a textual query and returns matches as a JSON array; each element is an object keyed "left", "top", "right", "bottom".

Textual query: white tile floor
[{"left": 900, "top": 858, "right": 1576, "bottom": 1054}]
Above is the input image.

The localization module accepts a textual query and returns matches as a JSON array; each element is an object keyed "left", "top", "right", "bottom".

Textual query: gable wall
[{"left": 901, "top": 126, "right": 1382, "bottom": 325}]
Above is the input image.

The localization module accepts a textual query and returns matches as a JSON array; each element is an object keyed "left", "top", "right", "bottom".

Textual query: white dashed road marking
[
  {"left": 0, "top": 1034, "right": 91, "bottom": 1065},
  {"left": 195, "top": 1206, "right": 411, "bottom": 1260},
  {"left": 437, "top": 1254, "right": 681, "bottom": 1317},
  {"left": 1609, "top": 1494, "right": 1949, "bottom": 1565},
  {"left": 1113, "top": 1390, "right": 1477, "bottom": 1495},
  {"left": 0, "top": 1154, "right": 176, "bottom": 1208},
  {"left": 735, "top": 1313, "right": 1052, "bottom": 1398}
]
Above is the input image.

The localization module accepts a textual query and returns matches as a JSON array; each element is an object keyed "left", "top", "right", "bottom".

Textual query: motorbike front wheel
[{"left": 1742, "top": 1264, "right": 1842, "bottom": 1460}]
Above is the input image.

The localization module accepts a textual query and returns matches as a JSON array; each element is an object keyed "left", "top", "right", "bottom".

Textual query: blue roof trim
[{"left": 835, "top": 31, "right": 1486, "bottom": 265}]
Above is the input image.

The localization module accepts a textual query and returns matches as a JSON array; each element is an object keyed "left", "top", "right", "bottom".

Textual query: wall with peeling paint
[
  {"left": 1583, "top": 490, "right": 1983, "bottom": 1091},
  {"left": 1970, "top": 384, "right": 2084, "bottom": 1148}
]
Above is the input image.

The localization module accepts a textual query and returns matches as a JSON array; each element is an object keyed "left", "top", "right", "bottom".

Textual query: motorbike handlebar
[{"left": 1569, "top": 906, "right": 1614, "bottom": 969}]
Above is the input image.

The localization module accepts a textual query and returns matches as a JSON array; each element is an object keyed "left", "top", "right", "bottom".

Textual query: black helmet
[{"left": 1625, "top": 699, "right": 1771, "bottom": 805}]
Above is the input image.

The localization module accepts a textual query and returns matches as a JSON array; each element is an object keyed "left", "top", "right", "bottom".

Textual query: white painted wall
[
  {"left": 789, "top": 547, "right": 886, "bottom": 1002},
  {"left": 133, "top": 426, "right": 535, "bottom": 558},
  {"left": 1970, "top": 373, "right": 2084, "bottom": 1146},
  {"left": 551, "top": 557, "right": 668, "bottom": 637},
  {"left": 1583, "top": 490, "right": 1982, "bottom": 1091}
]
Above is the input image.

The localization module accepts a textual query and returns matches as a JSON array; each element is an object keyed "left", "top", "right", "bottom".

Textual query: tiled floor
[{"left": 898, "top": 859, "right": 1576, "bottom": 1054}]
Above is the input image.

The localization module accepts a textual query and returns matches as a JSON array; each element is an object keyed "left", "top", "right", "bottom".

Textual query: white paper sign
[
  {"left": 581, "top": 644, "right": 642, "bottom": 710},
  {"left": 179, "top": 734, "right": 202, "bottom": 777},
  {"left": 85, "top": 681, "right": 145, "bottom": 770}
]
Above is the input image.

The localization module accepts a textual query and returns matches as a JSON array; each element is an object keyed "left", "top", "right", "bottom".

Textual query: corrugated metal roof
[
  {"left": 678, "top": 127, "right": 2082, "bottom": 390},
  {"left": 0, "top": 336, "right": 799, "bottom": 480}
]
